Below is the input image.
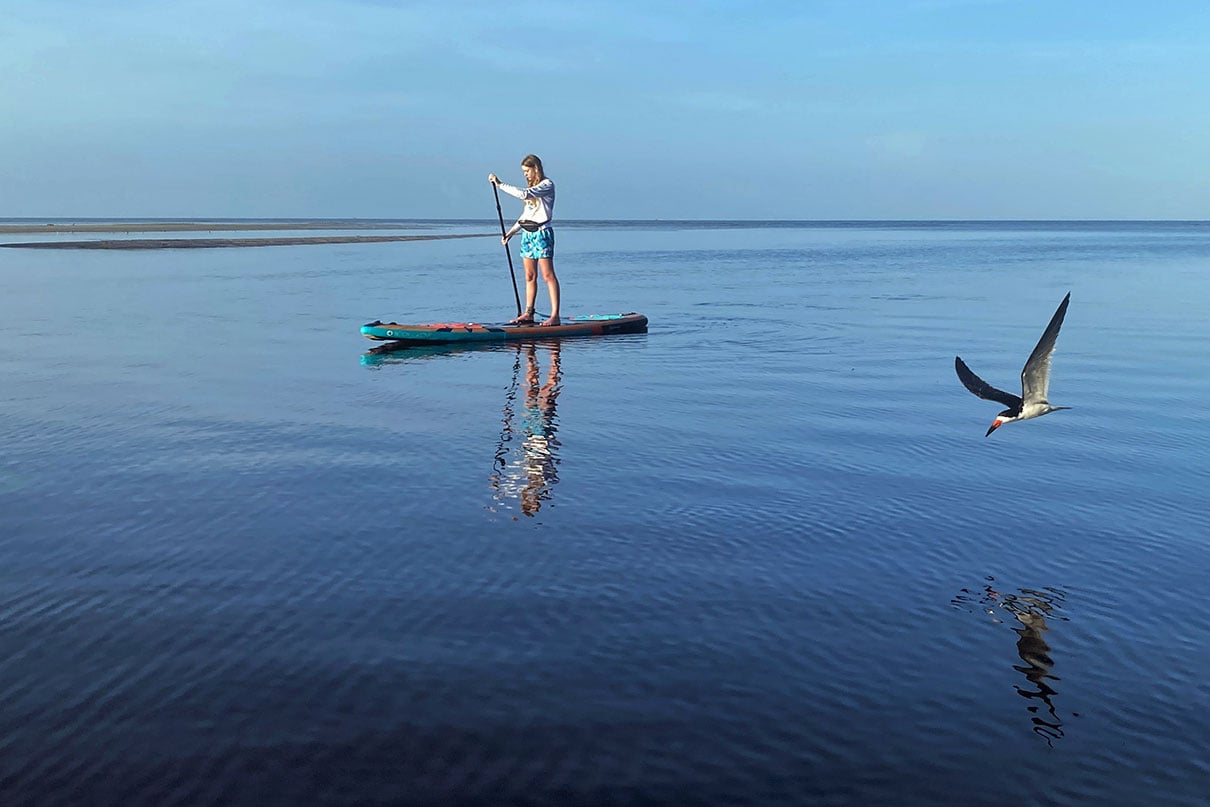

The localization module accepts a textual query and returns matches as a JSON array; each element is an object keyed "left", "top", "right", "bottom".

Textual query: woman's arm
[{"left": 496, "top": 178, "right": 553, "bottom": 201}]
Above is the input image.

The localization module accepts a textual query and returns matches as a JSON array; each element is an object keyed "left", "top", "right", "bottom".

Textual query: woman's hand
[
  {"left": 501, "top": 231, "right": 513, "bottom": 245},
  {"left": 488, "top": 173, "right": 499, "bottom": 185}
]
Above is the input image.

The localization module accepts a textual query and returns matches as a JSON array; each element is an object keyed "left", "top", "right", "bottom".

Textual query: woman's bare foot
[
  {"left": 508, "top": 310, "right": 536, "bottom": 325},
  {"left": 538, "top": 316, "right": 561, "bottom": 327}
]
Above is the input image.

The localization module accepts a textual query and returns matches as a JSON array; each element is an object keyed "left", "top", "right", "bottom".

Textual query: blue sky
[{"left": 4, "top": 0, "right": 1210, "bottom": 219}]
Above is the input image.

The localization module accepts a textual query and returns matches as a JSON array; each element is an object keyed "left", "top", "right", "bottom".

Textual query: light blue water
[{"left": 2, "top": 221, "right": 1210, "bottom": 806}]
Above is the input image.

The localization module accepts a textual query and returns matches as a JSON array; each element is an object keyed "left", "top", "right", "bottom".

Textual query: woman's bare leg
[
  {"left": 538, "top": 258, "right": 560, "bottom": 326},
  {"left": 509, "top": 258, "right": 539, "bottom": 323}
]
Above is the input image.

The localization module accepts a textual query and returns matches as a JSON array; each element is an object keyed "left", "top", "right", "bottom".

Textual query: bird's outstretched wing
[
  {"left": 955, "top": 356, "right": 1022, "bottom": 409},
  {"left": 1021, "top": 292, "right": 1070, "bottom": 405}
]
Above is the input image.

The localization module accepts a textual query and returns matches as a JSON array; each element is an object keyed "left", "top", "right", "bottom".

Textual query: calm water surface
[{"left": 3, "top": 221, "right": 1210, "bottom": 805}]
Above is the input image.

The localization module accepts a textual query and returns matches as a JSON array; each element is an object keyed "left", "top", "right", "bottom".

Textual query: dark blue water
[{"left": 3, "top": 221, "right": 1210, "bottom": 805}]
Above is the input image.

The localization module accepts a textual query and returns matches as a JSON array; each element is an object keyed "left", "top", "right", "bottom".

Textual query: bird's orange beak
[{"left": 985, "top": 421, "right": 1001, "bottom": 437}]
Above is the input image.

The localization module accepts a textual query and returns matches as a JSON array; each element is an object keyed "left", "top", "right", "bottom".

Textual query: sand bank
[
  {"left": 0, "top": 233, "right": 493, "bottom": 250},
  {"left": 0, "top": 221, "right": 428, "bottom": 234}
]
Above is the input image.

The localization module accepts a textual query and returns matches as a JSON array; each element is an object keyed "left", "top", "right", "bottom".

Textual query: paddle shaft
[{"left": 492, "top": 183, "right": 523, "bottom": 317}]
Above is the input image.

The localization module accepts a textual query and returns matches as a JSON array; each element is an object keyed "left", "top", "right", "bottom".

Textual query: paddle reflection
[
  {"left": 490, "top": 342, "right": 562, "bottom": 517},
  {"left": 952, "top": 578, "right": 1071, "bottom": 746}
]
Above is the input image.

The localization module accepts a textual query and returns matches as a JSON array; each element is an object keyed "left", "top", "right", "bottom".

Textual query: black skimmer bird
[{"left": 955, "top": 292, "right": 1071, "bottom": 436}]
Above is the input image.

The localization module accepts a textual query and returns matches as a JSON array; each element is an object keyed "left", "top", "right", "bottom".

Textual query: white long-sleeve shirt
[{"left": 497, "top": 178, "right": 555, "bottom": 230}]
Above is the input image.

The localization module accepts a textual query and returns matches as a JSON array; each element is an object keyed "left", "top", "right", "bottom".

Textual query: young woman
[{"left": 489, "top": 154, "right": 560, "bottom": 326}]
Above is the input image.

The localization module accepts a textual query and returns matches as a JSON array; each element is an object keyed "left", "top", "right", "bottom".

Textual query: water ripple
[{"left": 6, "top": 223, "right": 1210, "bottom": 804}]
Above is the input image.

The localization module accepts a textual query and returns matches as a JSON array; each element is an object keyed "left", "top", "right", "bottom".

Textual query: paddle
[{"left": 492, "top": 182, "right": 523, "bottom": 318}]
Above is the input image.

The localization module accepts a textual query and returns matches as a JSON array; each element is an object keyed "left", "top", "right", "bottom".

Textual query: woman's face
[{"left": 522, "top": 164, "right": 540, "bottom": 184}]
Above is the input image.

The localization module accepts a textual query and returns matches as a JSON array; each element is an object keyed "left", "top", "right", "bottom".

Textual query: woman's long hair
[{"left": 521, "top": 154, "right": 545, "bottom": 186}]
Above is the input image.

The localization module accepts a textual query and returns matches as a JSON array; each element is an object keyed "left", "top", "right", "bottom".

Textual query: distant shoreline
[{"left": 0, "top": 233, "right": 493, "bottom": 250}]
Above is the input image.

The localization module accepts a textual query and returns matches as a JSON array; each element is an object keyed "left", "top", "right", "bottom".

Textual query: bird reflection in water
[
  {"left": 952, "top": 578, "right": 1071, "bottom": 746},
  {"left": 490, "top": 342, "right": 562, "bottom": 517}
]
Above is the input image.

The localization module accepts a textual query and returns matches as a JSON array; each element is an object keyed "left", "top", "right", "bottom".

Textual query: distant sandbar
[
  {"left": 0, "top": 221, "right": 427, "bottom": 234},
  {"left": 0, "top": 233, "right": 493, "bottom": 250}
]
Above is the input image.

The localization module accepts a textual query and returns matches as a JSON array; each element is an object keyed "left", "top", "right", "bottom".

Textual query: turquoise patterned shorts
[{"left": 520, "top": 227, "right": 555, "bottom": 260}]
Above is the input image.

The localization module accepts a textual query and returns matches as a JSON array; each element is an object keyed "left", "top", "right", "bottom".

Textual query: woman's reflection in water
[
  {"left": 490, "top": 342, "right": 562, "bottom": 517},
  {"left": 952, "top": 579, "right": 1070, "bottom": 746}
]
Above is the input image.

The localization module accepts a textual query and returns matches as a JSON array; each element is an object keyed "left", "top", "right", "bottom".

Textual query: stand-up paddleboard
[{"left": 361, "top": 312, "right": 647, "bottom": 345}]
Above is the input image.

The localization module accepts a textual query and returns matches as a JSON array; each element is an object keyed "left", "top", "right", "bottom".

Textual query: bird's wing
[
  {"left": 1021, "top": 292, "right": 1070, "bottom": 405},
  {"left": 955, "top": 356, "right": 1023, "bottom": 408}
]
